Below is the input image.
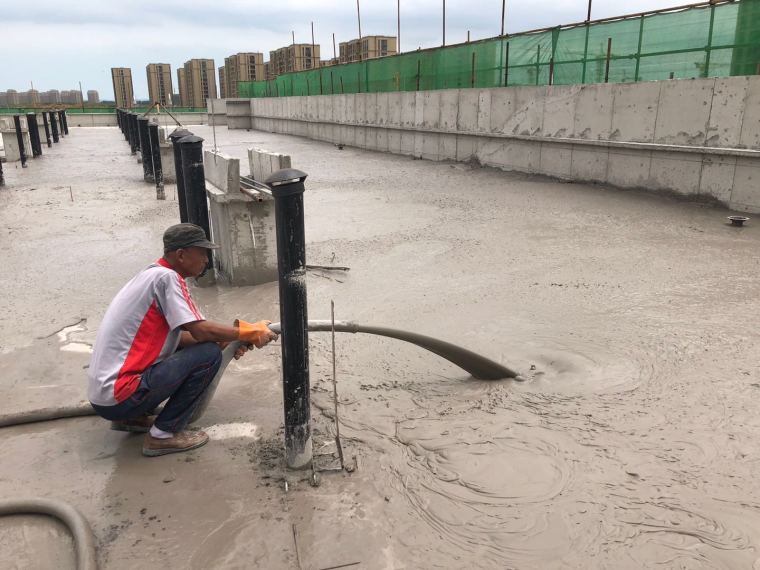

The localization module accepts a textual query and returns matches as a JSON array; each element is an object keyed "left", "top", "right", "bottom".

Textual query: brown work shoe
[
  {"left": 142, "top": 430, "right": 209, "bottom": 457},
  {"left": 110, "top": 415, "right": 157, "bottom": 433}
]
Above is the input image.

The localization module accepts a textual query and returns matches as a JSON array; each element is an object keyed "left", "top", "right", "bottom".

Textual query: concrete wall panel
[
  {"left": 654, "top": 79, "right": 713, "bottom": 146},
  {"left": 610, "top": 81, "right": 661, "bottom": 142},
  {"left": 573, "top": 84, "right": 614, "bottom": 140},
  {"left": 730, "top": 158, "right": 760, "bottom": 212},
  {"left": 740, "top": 76, "right": 760, "bottom": 150},
  {"left": 706, "top": 77, "right": 748, "bottom": 148},
  {"left": 457, "top": 89, "right": 479, "bottom": 131},
  {"left": 648, "top": 152, "right": 702, "bottom": 195},
  {"left": 606, "top": 149, "right": 651, "bottom": 189},
  {"left": 539, "top": 143, "right": 573, "bottom": 179},
  {"left": 699, "top": 157, "right": 737, "bottom": 203},
  {"left": 571, "top": 147, "right": 609, "bottom": 183},
  {"left": 440, "top": 90, "right": 459, "bottom": 130},
  {"left": 489, "top": 88, "right": 515, "bottom": 133},
  {"left": 476, "top": 90, "right": 492, "bottom": 133},
  {"left": 543, "top": 85, "right": 580, "bottom": 138}
]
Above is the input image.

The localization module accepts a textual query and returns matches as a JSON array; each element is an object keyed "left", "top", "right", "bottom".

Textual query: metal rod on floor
[{"left": 268, "top": 167, "right": 312, "bottom": 470}]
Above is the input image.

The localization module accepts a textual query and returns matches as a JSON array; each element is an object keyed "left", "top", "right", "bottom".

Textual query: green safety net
[{"left": 239, "top": 0, "right": 760, "bottom": 98}]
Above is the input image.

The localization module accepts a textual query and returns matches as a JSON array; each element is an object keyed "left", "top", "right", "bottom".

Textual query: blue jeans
[{"left": 91, "top": 342, "right": 223, "bottom": 433}]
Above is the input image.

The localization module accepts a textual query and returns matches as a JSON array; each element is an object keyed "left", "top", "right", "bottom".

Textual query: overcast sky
[{"left": 4, "top": 0, "right": 678, "bottom": 100}]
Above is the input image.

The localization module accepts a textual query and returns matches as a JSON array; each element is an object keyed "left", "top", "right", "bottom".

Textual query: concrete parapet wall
[
  {"left": 1, "top": 117, "right": 32, "bottom": 161},
  {"left": 65, "top": 113, "right": 209, "bottom": 128},
  {"left": 226, "top": 99, "right": 253, "bottom": 130},
  {"left": 247, "top": 147, "right": 291, "bottom": 181},
  {"left": 245, "top": 77, "right": 760, "bottom": 213}
]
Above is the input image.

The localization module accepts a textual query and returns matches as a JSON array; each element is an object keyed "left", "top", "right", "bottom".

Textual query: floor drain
[{"left": 727, "top": 215, "right": 750, "bottom": 227}]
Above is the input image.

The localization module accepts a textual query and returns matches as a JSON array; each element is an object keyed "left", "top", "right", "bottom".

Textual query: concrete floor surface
[{"left": 1, "top": 125, "right": 759, "bottom": 569}]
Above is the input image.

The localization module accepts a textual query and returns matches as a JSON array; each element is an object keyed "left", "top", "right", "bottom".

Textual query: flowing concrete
[
  {"left": 232, "top": 77, "right": 760, "bottom": 213},
  {"left": 2, "top": 126, "right": 760, "bottom": 569}
]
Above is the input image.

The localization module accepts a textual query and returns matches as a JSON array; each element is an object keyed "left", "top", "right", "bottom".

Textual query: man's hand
[
  {"left": 234, "top": 343, "right": 252, "bottom": 360},
  {"left": 217, "top": 341, "right": 254, "bottom": 359},
  {"left": 236, "top": 319, "right": 278, "bottom": 348}
]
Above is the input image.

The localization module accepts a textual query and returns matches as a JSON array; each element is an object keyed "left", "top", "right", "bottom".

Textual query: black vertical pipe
[
  {"left": 42, "top": 112, "right": 51, "bottom": 147},
  {"left": 13, "top": 116, "right": 28, "bottom": 168},
  {"left": 49, "top": 112, "right": 59, "bottom": 143},
  {"left": 57, "top": 111, "right": 65, "bottom": 137},
  {"left": 148, "top": 123, "right": 165, "bottom": 200},
  {"left": 168, "top": 128, "right": 192, "bottom": 222},
  {"left": 129, "top": 113, "right": 138, "bottom": 155},
  {"left": 178, "top": 135, "right": 212, "bottom": 271},
  {"left": 116, "top": 109, "right": 122, "bottom": 132},
  {"left": 266, "top": 168, "right": 312, "bottom": 470},
  {"left": 0, "top": 154, "right": 4, "bottom": 186},
  {"left": 137, "top": 117, "right": 153, "bottom": 181},
  {"left": 60, "top": 111, "right": 69, "bottom": 135},
  {"left": 26, "top": 114, "right": 42, "bottom": 157}
]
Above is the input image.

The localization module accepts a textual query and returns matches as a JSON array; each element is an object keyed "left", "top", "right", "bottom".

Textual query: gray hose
[
  {"left": 0, "top": 402, "right": 97, "bottom": 428},
  {"left": 0, "top": 320, "right": 518, "bottom": 429},
  {"left": 0, "top": 498, "right": 98, "bottom": 570},
  {"left": 270, "top": 320, "right": 520, "bottom": 380}
]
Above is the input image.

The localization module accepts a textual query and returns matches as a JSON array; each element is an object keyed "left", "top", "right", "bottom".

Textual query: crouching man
[{"left": 88, "top": 223, "right": 277, "bottom": 457}]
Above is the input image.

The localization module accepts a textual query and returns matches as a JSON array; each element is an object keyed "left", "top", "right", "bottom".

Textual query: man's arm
[{"left": 182, "top": 320, "right": 239, "bottom": 343}]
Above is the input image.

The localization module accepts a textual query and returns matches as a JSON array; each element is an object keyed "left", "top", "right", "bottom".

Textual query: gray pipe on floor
[{"left": 0, "top": 498, "right": 98, "bottom": 570}]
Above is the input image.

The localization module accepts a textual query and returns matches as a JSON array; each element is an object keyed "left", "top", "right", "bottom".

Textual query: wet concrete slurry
[{"left": 1, "top": 125, "right": 760, "bottom": 568}]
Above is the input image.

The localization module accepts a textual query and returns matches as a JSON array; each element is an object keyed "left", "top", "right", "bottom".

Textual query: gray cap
[{"left": 163, "top": 223, "right": 219, "bottom": 252}]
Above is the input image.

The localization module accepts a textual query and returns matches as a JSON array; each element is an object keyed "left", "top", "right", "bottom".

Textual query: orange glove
[{"left": 235, "top": 319, "right": 277, "bottom": 348}]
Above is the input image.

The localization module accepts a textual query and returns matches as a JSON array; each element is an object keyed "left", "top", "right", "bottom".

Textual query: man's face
[{"left": 175, "top": 246, "right": 209, "bottom": 278}]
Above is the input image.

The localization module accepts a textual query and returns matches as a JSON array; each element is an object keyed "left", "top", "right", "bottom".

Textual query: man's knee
[{"left": 195, "top": 342, "right": 223, "bottom": 370}]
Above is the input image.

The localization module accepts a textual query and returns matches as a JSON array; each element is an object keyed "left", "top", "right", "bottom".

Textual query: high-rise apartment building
[
  {"left": 182, "top": 59, "right": 217, "bottom": 107},
  {"left": 223, "top": 52, "right": 265, "bottom": 98},
  {"left": 18, "top": 90, "right": 40, "bottom": 106},
  {"left": 5, "top": 90, "right": 20, "bottom": 106},
  {"left": 146, "top": 63, "right": 173, "bottom": 106},
  {"left": 339, "top": 36, "right": 397, "bottom": 64},
  {"left": 177, "top": 68, "right": 188, "bottom": 106},
  {"left": 87, "top": 90, "right": 99, "bottom": 103},
  {"left": 111, "top": 67, "right": 134, "bottom": 108},
  {"left": 269, "top": 44, "right": 320, "bottom": 77},
  {"left": 60, "top": 90, "right": 83, "bottom": 104},
  {"left": 218, "top": 66, "right": 226, "bottom": 99}
]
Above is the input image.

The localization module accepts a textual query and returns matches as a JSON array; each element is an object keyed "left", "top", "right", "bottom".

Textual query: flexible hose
[
  {"left": 0, "top": 320, "right": 518, "bottom": 429},
  {"left": 0, "top": 498, "right": 98, "bottom": 570}
]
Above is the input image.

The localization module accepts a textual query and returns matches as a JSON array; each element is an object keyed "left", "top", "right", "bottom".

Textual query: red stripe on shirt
[
  {"left": 156, "top": 258, "right": 203, "bottom": 321},
  {"left": 178, "top": 276, "right": 203, "bottom": 320},
  {"left": 113, "top": 301, "right": 170, "bottom": 402}
]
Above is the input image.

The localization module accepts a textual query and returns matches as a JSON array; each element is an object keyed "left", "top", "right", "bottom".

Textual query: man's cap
[{"left": 163, "top": 223, "right": 219, "bottom": 252}]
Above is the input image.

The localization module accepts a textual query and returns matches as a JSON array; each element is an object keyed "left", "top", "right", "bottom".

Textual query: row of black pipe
[
  {"left": 115, "top": 109, "right": 211, "bottom": 266},
  {"left": 1, "top": 110, "right": 68, "bottom": 187}
]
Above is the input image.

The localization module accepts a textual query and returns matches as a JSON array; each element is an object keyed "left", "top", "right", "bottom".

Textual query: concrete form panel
[
  {"left": 706, "top": 78, "right": 748, "bottom": 148},
  {"left": 503, "top": 87, "right": 545, "bottom": 136},
  {"left": 606, "top": 149, "right": 652, "bottom": 189},
  {"left": 730, "top": 157, "right": 760, "bottom": 212},
  {"left": 543, "top": 85, "right": 580, "bottom": 138},
  {"left": 457, "top": 89, "right": 478, "bottom": 131},
  {"left": 440, "top": 134, "right": 457, "bottom": 161},
  {"left": 423, "top": 91, "right": 442, "bottom": 129},
  {"left": 489, "top": 88, "right": 515, "bottom": 134},
  {"left": 421, "top": 133, "right": 441, "bottom": 160},
  {"left": 387, "top": 130, "right": 402, "bottom": 154},
  {"left": 610, "top": 81, "right": 661, "bottom": 143},
  {"left": 376, "top": 92, "right": 389, "bottom": 125},
  {"left": 440, "top": 90, "right": 459, "bottom": 130},
  {"left": 387, "top": 93, "right": 402, "bottom": 127},
  {"left": 400, "top": 92, "right": 416, "bottom": 127},
  {"left": 739, "top": 76, "right": 760, "bottom": 150},
  {"left": 376, "top": 127, "right": 389, "bottom": 152},
  {"left": 539, "top": 143, "right": 573, "bottom": 179},
  {"left": 476, "top": 90, "right": 492, "bottom": 133},
  {"left": 570, "top": 147, "right": 609, "bottom": 183},
  {"left": 648, "top": 151, "right": 702, "bottom": 195},
  {"left": 365, "top": 93, "right": 378, "bottom": 126},
  {"left": 654, "top": 78, "right": 713, "bottom": 146},
  {"left": 455, "top": 135, "right": 477, "bottom": 162},
  {"left": 699, "top": 156, "right": 737, "bottom": 203},
  {"left": 345, "top": 95, "right": 356, "bottom": 124},
  {"left": 355, "top": 94, "right": 367, "bottom": 125}
]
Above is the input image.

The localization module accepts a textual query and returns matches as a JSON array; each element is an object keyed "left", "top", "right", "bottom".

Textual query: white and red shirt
[{"left": 88, "top": 259, "right": 204, "bottom": 407}]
